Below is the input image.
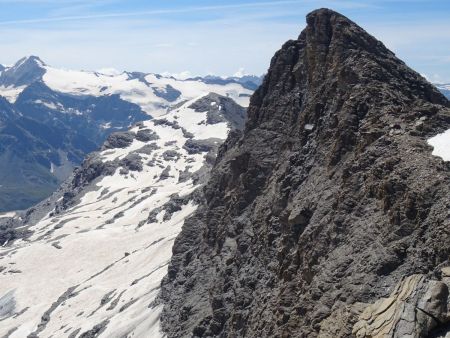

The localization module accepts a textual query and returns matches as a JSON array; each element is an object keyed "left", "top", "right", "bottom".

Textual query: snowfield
[
  {"left": 0, "top": 95, "right": 245, "bottom": 337},
  {"left": 0, "top": 85, "right": 27, "bottom": 103}
]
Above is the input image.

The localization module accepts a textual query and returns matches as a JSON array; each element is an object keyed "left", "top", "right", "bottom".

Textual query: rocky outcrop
[
  {"left": 102, "top": 131, "right": 136, "bottom": 149},
  {"left": 160, "top": 8, "right": 450, "bottom": 338},
  {"left": 353, "top": 273, "right": 450, "bottom": 338},
  {"left": 188, "top": 93, "right": 247, "bottom": 130}
]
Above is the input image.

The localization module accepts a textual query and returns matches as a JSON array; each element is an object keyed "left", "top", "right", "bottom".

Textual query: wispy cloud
[{"left": 0, "top": 0, "right": 310, "bottom": 25}]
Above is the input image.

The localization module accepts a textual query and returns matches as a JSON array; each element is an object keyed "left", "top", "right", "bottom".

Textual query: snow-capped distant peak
[
  {"left": 436, "top": 83, "right": 450, "bottom": 90},
  {"left": 435, "top": 83, "right": 450, "bottom": 99},
  {"left": 96, "top": 67, "right": 123, "bottom": 76},
  {"left": 233, "top": 67, "right": 248, "bottom": 78},
  {"left": 13, "top": 55, "right": 47, "bottom": 69},
  {"left": 0, "top": 55, "right": 47, "bottom": 88}
]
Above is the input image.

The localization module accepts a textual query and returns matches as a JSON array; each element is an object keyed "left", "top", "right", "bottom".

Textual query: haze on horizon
[{"left": 0, "top": 0, "right": 449, "bottom": 82}]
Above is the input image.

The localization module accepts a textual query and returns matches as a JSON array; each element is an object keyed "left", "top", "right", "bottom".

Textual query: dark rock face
[
  {"left": 135, "top": 129, "right": 159, "bottom": 142},
  {"left": 183, "top": 138, "right": 221, "bottom": 155},
  {"left": 153, "top": 84, "right": 182, "bottom": 102},
  {"left": 160, "top": 8, "right": 450, "bottom": 338}
]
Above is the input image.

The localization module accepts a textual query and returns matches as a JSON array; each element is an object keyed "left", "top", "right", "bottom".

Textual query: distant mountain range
[
  {"left": 0, "top": 56, "right": 256, "bottom": 211},
  {"left": 436, "top": 83, "right": 450, "bottom": 99}
]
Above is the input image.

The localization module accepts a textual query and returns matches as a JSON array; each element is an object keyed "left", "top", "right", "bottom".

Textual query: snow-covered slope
[{"left": 0, "top": 93, "right": 246, "bottom": 337}]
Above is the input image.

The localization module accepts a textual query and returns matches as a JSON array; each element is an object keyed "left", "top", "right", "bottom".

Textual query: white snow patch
[
  {"left": 34, "top": 99, "right": 59, "bottom": 110},
  {"left": 0, "top": 212, "right": 16, "bottom": 219},
  {"left": 101, "top": 122, "right": 112, "bottom": 129},
  {"left": 0, "top": 85, "right": 26, "bottom": 103},
  {"left": 428, "top": 129, "right": 450, "bottom": 161}
]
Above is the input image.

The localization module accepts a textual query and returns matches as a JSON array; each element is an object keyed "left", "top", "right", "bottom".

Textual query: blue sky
[{"left": 0, "top": 0, "right": 449, "bottom": 82}]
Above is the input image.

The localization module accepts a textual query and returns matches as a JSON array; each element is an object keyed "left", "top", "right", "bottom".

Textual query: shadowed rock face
[{"left": 160, "top": 8, "right": 450, "bottom": 338}]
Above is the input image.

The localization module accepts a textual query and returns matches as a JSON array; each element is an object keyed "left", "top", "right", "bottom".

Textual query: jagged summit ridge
[
  {"left": 0, "top": 55, "right": 47, "bottom": 87},
  {"left": 160, "top": 8, "right": 450, "bottom": 338},
  {"left": 249, "top": 9, "right": 447, "bottom": 135}
]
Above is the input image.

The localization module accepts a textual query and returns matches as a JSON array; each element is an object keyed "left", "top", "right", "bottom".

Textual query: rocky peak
[
  {"left": 0, "top": 55, "right": 47, "bottom": 87},
  {"left": 250, "top": 8, "right": 446, "bottom": 128},
  {"left": 160, "top": 8, "right": 450, "bottom": 338}
]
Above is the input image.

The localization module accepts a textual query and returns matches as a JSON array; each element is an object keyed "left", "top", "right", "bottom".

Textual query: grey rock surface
[
  {"left": 353, "top": 273, "right": 450, "bottom": 338},
  {"left": 135, "top": 129, "right": 160, "bottom": 142},
  {"left": 160, "top": 8, "right": 450, "bottom": 338},
  {"left": 102, "top": 131, "right": 135, "bottom": 149}
]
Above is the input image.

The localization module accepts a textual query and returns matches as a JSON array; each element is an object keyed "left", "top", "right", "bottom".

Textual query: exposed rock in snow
[{"left": 102, "top": 131, "right": 136, "bottom": 149}]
